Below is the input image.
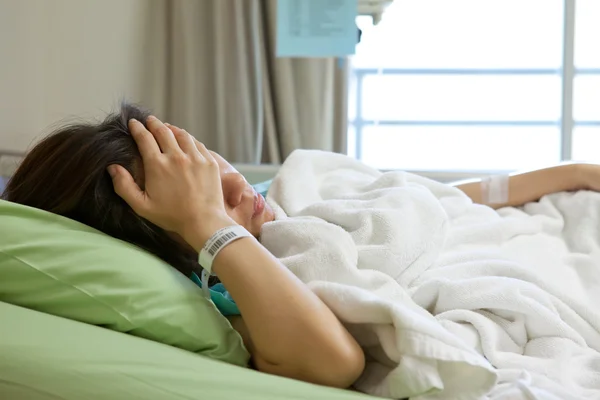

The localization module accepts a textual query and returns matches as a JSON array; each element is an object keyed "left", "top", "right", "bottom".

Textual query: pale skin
[
  {"left": 451, "top": 163, "right": 599, "bottom": 209},
  {"left": 107, "top": 116, "right": 600, "bottom": 389}
]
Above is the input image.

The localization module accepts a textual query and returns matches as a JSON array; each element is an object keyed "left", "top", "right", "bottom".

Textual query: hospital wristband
[{"left": 198, "top": 225, "right": 252, "bottom": 298}]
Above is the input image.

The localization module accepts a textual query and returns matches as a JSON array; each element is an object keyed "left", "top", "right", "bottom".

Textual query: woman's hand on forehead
[{"left": 106, "top": 116, "right": 237, "bottom": 249}]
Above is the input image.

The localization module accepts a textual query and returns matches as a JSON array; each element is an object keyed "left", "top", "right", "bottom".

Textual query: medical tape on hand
[
  {"left": 481, "top": 174, "right": 510, "bottom": 205},
  {"left": 198, "top": 225, "right": 252, "bottom": 299}
]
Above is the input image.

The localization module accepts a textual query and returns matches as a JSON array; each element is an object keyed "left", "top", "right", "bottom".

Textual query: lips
[{"left": 252, "top": 192, "right": 265, "bottom": 218}]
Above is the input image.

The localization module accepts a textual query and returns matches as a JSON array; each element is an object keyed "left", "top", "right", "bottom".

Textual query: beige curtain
[{"left": 161, "top": 0, "right": 348, "bottom": 164}]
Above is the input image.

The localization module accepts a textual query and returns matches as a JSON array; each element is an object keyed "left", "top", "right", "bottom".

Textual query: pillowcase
[{"left": 0, "top": 199, "right": 249, "bottom": 366}]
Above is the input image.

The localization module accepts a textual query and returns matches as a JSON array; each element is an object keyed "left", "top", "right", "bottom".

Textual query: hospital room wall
[{"left": 0, "top": 0, "right": 167, "bottom": 153}]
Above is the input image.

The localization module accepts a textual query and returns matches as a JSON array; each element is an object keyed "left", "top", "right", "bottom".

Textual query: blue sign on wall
[{"left": 276, "top": 0, "right": 357, "bottom": 57}]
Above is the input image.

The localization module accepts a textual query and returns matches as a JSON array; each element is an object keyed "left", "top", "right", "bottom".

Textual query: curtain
[{"left": 161, "top": 0, "right": 349, "bottom": 164}]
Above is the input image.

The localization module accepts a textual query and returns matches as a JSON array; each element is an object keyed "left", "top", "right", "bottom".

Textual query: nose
[{"left": 221, "top": 172, "right": 247, "bottom": 209}]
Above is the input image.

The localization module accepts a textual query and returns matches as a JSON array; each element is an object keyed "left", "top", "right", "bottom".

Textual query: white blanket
[{"left": 259, "top": 150, "right": 600, "bottom": 400}]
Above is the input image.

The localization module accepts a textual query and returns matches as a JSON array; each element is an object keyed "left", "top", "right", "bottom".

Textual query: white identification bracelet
[
  {"left": 198, "top": 225, "right": 252, "bottom": 298},
  {"left": 481, "top": 174, "right": 510, "bottom": 205}
]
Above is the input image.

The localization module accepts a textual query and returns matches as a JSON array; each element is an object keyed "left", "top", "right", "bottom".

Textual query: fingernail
[
  {"left": 164, "top": 122, "right": 171, "bottom": 127},
  {"left": 107, "top": 165, "right": 117, "bottom": 178},
  {"left": 148, "top": 115, "right": 157, "bottom": 121},
  {"left": 128, "top": 118, "right": 137, "bottom": 125}
]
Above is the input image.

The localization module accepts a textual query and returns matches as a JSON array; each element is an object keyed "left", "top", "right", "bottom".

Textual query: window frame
[{"left": 350, "top": 0, "right": 600, "bottom": 180}]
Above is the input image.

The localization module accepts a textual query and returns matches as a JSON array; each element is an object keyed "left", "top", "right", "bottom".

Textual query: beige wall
[{"left": 0, "top": 0, "right": 166, "bottom": 152}]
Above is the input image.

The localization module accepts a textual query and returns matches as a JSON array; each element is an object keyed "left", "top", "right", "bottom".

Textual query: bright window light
[{"left": 349, "top": 0, "right": 600, "bottom": 173}]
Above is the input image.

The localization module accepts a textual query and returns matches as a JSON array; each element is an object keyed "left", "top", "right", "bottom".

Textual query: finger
[
  {"left": 146, "top": 115, "right": 180, "bottom": 153},
  {"left": 107, "top": 165, "right": 146, "bottom": 212},
  {"left": 191, "top": 136, "right": 216, "bottom": 163},
  {"left": 164, "top": 123, "right": 197, "bottom": 155},
  {"left": 129, "top": 119, "right": 161, "bottom": 160}
]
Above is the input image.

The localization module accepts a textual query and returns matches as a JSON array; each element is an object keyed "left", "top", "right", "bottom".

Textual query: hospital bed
[{"left": 4, "top": 148, "right": 597, "bottom": 399}]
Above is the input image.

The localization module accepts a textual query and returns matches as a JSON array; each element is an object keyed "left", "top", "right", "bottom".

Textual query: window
[
  {"left": 349, "top": 0, "right": 600, "bottom": 174},
  {"left": 572, "top": 0, "right": 600, "bottom": 161}
]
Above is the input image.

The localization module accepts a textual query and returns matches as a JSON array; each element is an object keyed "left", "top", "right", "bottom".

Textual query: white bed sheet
[{"left": 261, "top": 149, "right": 600, "bottom": 400}]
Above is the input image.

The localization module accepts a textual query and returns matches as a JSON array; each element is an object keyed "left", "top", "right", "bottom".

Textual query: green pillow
[
  {"left": 1, "top": 301, "right": 381, "bottom": 400},
  {"left": 0, "top": 199, "right": 249, "bottom": 366}
]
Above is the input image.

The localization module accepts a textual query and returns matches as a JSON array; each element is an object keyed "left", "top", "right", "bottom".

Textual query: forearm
[
  {"left": 186, "top": 226, "right": 364, "bottom": 387},
  {"left": 453, "top": 163, "right": 588, "bottom": 209}
]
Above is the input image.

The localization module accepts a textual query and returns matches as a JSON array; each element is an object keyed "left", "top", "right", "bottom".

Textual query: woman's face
[{"left": 210, "top": 151, "right": 275, "bottom": 237}]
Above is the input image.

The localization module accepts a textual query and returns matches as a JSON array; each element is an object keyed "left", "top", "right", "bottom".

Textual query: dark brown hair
[{"left": 2, "top": 103, "right": 202, "bottom": 278}]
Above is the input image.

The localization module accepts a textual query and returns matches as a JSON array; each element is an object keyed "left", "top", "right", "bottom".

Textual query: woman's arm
[
  {"left": 108, "top": 116, "right": 364, "bottom": 388},
  {"left": 452, "top": 163, "right": 594, "bottom": 209},
  {"left": 183, "top": 217, "right": 365, "bottom": 388}
]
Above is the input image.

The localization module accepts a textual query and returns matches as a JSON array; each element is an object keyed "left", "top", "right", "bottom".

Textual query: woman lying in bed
[{"left": 3, "top": 104, "right": 599, "bottom": 389}]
